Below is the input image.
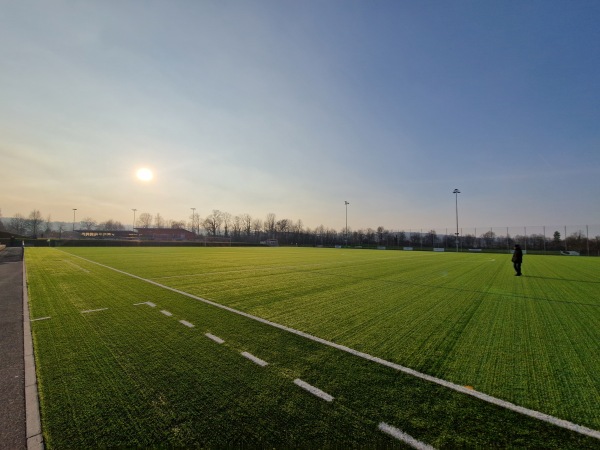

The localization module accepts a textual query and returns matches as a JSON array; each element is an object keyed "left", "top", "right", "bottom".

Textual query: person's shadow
[{"left": 524, "top": 275, "right": 600, "bottom": 285}]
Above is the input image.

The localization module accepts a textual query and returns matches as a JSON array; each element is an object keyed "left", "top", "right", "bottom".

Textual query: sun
[{"left": 136, "top": 167, "right": 154, "bottom": 182}]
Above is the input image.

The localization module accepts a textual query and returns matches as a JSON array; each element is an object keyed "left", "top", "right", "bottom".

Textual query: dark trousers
[{"left": 513, "top": 262, "right": 522, "bottom": 275}]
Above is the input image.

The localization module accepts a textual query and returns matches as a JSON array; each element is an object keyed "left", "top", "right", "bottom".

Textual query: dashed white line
[
  {"left": 179, "top": 320, "right": 194, "bottom": 328},
  {"left": 146, "top": 302, "right": 156, "bottom": 307},
  {"left": 241, "top": 351, "right": 269, "bottom": 367},
  {"left": 160, "top": 310, "right": 173, "bottom": 317},
  {"left": 293, "top": 379, "right": 334, "bottom": 402},
  {"left": 81, "top": 308, "right": 108, "bottom": 314},
  {"left": 30, "top": 317, "right": 51, "bottom": 322},
  {"left": 378, "top": 422, "right": 436, "bottom": 450},
  {"left": 205, "top": 333, "right": 225, "bottom": 344}
]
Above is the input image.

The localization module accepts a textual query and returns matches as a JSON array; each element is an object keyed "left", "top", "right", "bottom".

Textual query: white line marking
[
  {"left": 64, "top": 252, "right": 600, "bottom": 441},
  {"left": 81, "top": 308, "right": 108, "bottom": 314},
  {"left": 241, "top": 351, "right": 269, "bottom": 367},
  {"left": 133, "top": 301, "right": 156, "bottom": 307},
  {"left": 22, "top": 258, "right": 43, "bottom": 447},
  {"left": 179, "top": 320, "right": 194, "bottom": 328},
  {"left": 378, "top": 423, "right": 436, "bottom": 449},
  {"left": 294, "top": 379, "right": 334, "bottom": 402},
  {"left": 160, "top": 310, "right": 173, "bottom": 317},
  {"left": 63, "top": 259, "right": 90, "bottom": 273},
  {"left": 205, "top": 333, "right": 224, "bottom": 344},
  {"left": 31, "top": 317, "right": 51, "bottom": 321}
]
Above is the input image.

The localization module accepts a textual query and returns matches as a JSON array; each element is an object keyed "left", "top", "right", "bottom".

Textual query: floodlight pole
[
  {"left": 453, "top": 189, "right": 460, "bottom": 252},
  {"left": 72, "top": 208, "right": 77, "bottom": 232},
  {"left": 191, "top": 208, "right": 196, "bottom": 236},
  {"left": 344, "top": 201, "right": 349, "bottom": 246},
  {"left": 132, "top": 208, "right": 137, "bottom": 231}
]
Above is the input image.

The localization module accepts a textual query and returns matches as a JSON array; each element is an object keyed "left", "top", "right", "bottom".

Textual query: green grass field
[{"left": 25, "top": 247, "right": 600, "bottom": 448}]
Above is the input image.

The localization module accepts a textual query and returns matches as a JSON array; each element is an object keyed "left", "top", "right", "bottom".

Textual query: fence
[{"left": 385, "top": 225, "right": 600, "bottom": 256}]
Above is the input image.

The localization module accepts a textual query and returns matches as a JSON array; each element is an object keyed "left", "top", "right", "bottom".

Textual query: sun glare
[{"left": 136, "top": 167, "right": 154, "bottom": 182}]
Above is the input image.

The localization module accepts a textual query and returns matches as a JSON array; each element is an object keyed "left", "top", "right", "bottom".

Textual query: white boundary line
[
  {"left": 81, "top": 308, "right": 108, "bottom": 314},
  {"left": 65, "top": 252, "right": 600, "bottom": 441},
  {"left": 23, "top": 255, "right": 44, "bottom": 450},
  {"left": 160, "top": 310, "right": 173, "bottom": 317},
  {"left": 30, "top": 317, "right": 51, "bottom": 322},
  {"left": 378, "top": 423, "right": 435, "bottom": 449},
  {"left": 241, "top": 351, "right": 269, "bottom": 367},
  {"left": 294, "top": 379, "right": 334, "bottom": 402},
  {"left": 179, "top": 320, "right": 194, "bottom": 328},
  {"left": 206, "top": 333, "right": 225, "bottom": 344}
]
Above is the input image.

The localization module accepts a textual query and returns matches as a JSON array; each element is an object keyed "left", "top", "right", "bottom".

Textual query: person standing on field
[{"left": 512, "top": 244, "right": 523, "bottom": 276}]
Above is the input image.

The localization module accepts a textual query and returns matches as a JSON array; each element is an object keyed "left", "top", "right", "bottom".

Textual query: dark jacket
[{"left": 512, "top": 246, "right": 523, "bottom": 263}]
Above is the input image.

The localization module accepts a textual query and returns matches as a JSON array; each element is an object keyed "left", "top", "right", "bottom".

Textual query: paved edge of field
[{"left": 0, "top": 247, "right": 44, "bottom": 450}]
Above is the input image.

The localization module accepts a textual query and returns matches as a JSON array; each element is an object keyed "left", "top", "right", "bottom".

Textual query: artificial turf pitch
[{"left": 25, "top": 247, "right": 600, "bottom": 448}]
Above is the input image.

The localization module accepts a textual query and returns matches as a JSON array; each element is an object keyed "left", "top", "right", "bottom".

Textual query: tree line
[{"left": 1, "top": 208, "right": 599, "bottom": 255}]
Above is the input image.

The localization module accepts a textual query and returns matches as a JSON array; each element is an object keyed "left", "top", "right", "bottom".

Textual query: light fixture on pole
[
  {"left": 453, "top": 189, "right": 460, "bottom": 252},
  {"left": 344, "top": 201, "right": 349, "bottom": 246},
  {"left": 132, "top": 208, "right": 137, "bottom": 231},
  {"left": 72, "top": 208, "right": 77, "bottom": 232},
  {"left": 191, "top": 208, "right": 196, "bottom": 235}
]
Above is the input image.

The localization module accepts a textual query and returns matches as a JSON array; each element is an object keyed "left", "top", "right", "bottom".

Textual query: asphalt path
[{"left": 0, "top": 246, "right": 26, "bottom": 449}]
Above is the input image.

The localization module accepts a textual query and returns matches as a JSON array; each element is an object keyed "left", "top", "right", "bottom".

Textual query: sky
[{"left": 1, "top": 0, "right": 599, "bottom": 232}]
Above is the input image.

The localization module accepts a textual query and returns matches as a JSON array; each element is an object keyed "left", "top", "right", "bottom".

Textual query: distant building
[
  {"left": 78, "top": 230, "right": 135, "bottom": 239},
  {"left": 135, "top": 227, "right": 196, "bottom": 241}
]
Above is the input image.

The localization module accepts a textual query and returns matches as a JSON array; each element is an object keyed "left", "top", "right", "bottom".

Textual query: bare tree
[
  {"left": 28, "top": 210, "right": 44, "bottom": 237},
  {"left": 528, "top": 233, "right": 546, "bottom": 251},
  {"left": 0, "top": 209, "right": 5, "bottom": 231},
  {"left": 55, "top": 222, "right": 66, "bottom": 238},
  {"left": 169, "top": 220, "right": 186, "bottom": 229},
  {"left": 154, "top": 213, "right": 165, "bottom": 228},
  {"left": 462, "top": 233, "right": 476, "bottom": 248},
  {"left": 265, "top": 213, "right": 276, "bottom": 237},
  {"left": 291, "top": 219, "right": 303, "bottom": 244},
  {"left": 276, "top": 219, "right": 289, "bottom": 233},
  {"left": 365, "top": 228, "right": 376, "bottom": 245},
  {"left": 232, "top": 215, "right": 242, "bottom": 238},
  {"left": 189, "top": 210, "right": 200, "bottom": 235},
  {"left": 138, "top": 213, "right": 153, "bottom": 228},
  {"left": 424, "top": 229, "right": 437, "bottom": 247},
  {"left": 8, "top": 214, "right": 27, "bottom": 235},
  {"left": 293, "top": 219, "right": 303, "bottom": 234},
  {"left": 222, "top": 212, "right": 232, "bottom": 237},
  {"left": 396, "top": 231, "right": 406, "bottom": 246},
  {"left": 315, "top": 224, "right": 325, "bottom": 245},
  {"left": 203, "top": 210, "right": 223, "bottom": 236},
  {"left": 481, "top": 230, "right": 496, "bottom": 248},
  {"left": 81, "top": 217, "right": 97, "bottom": 231},
  {"left": 241, "top": 213, "right": 252, "bottom": 237},
  {"left": 252, "top": 218, "right": 262, "bottom": 240},
  {"left": 566, "top": 230, "right": 587, "bottom": 253},
  {"left": 98, "top": 220, "right": 124, "bottom": 231},
  {"left": 43, "top": 215, "right": 53, "bottom": 236}
]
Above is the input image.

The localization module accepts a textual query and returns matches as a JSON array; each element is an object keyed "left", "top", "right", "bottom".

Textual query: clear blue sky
[{"left": 2, "top": 1, "right": 599, "bottom": 231}]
